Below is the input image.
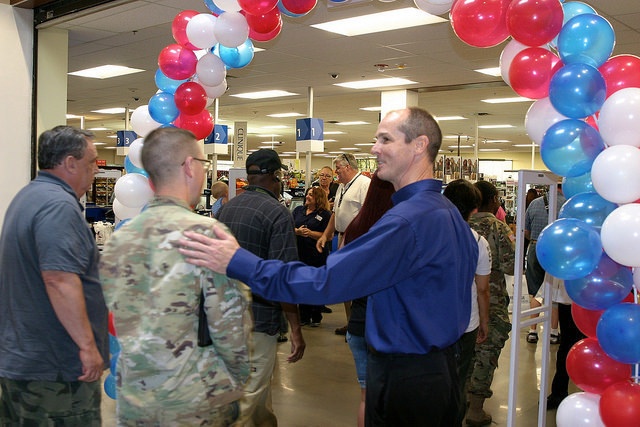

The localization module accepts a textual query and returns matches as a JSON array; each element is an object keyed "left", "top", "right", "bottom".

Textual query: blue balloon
[
  {"left": 154, "top": 69, "right": 188, "bottom": 95},
  {"left": 110, "top": 351, "right": 119, "bottom": 374},
  {"left": 559, "top": 191, "right": 618, "bottom": 229},
  {"left": 597, "top": 303, "right": 640, "bottom": 364},
  {"left": 148, "top": 91, "right": 179, "bottom": 125},
  {"left": 563, "top": 172, "right": 594, "bottom": 198},
  {"left": 558, "top": 13, "right": 615, "bottom": 68},
  {"left": 549, "top": 63, "right": 607, "bottom": 119},
  {"left": 217, "top": 39, "right": 254, "bottom": 69},
  {"left": 109, "top": 333, "right": 121, "bottom": 355},
  {"left": 204, "top": 0, "right": 224, "bottom": 15},
  {"left": 114, "top": 218, "right": 130, "bottom": 231},
  {"left": 124, "top": 156, "right": 149, "bottom": 177},
  {"left": 550, "top": 1, "right": 597, "bottom": 49},
  {"left": 564, "top": 253, "right": 633, "bottom": 310},
  {"left": 104, "top": 373, "right": 117, "bottom": 399},
  {"left": 540, "top": 119, "right": 605, "bottom": 177},
  {"left": 536, "top": 218, "right": 602, "bottom": 280}
]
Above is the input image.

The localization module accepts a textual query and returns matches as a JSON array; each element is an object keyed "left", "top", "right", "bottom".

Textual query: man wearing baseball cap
[{"left": 215, "top": 149, "right": 305, "bottom": 426}]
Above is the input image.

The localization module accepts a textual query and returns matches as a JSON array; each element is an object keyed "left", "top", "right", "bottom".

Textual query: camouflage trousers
[
  {"left": 467, "top": 315, "right": 511, "bottom": 399},
  {"left": 0, "top": 377, "right": 101, "bottom": 426}
]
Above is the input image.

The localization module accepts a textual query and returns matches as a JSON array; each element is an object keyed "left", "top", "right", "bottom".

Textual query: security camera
[{"left": 330, "top": 73, "right": 339, "bottom": 79}]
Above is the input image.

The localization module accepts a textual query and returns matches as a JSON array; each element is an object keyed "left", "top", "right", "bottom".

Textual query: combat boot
[{"left": 466, "top": 394, "right": 492, "bottom": 426}]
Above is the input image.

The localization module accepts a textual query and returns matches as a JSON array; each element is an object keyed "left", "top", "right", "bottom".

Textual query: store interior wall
[{"left": 0, "top": 4, "right": 33, "bottom": 227}]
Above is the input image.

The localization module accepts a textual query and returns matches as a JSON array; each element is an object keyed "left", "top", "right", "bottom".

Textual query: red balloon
[
  {"left": 244, "top": 8, "right": 281, "bottom": 35},
  {"left": 280, "top": 0, "right": 317, "bottom": 15},
  {"left": 506, "top": 0, "right": 563, "bottom": 46},
  {"left": 509, "top": 47, "right": 561, "bottom": 99},
  {"left": 174, "top": 110, "right": 214, "bottom": 140},
  {"left": 450, "top": 0, "right": 511, "bottom": 48},
  {"left": 249, "top": 19, "right": 283, "bottom": 42},
  {"left": 158, "top": 44, "right": 197, "bottom": 80},
  {"left": 238, "top": 0, "right": 278, "bottom": 15},
  {"left": 599, "top": 54, "right": 640, "bottom": 99},
  {"left": 171, "top": 10, "right": 199, "bottom": 50},
  {"left": 108, "top": 311, "right": 117, "bottom": 336},
  {"left": 174, "top": 82, "right": 207, "bottom": 116},
  {"left": 600, "top": 381, "right": 640, "bottom": 427},
  {"left": 572, "top": 304, "right": 603, "bottom": 337},
  {"left": 567, "top": 337, "right": 631, "bottom": 395}
]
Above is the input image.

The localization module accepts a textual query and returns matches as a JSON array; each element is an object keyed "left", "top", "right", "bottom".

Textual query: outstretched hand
[{"left": 178, "top": 225, "right": 240, "bottom": 274}]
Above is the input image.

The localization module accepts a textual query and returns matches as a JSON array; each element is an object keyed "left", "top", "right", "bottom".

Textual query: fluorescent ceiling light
[
  {"left": 341, "top": 147, "right": 359, "bottom": 151},
  {"left": 104, "top": 147, "right": 117, "bottom": 150},
  {"left": 355, "top": 143, "right": 375, "bottom": 146},
  {"left": 231, "top": 90, "right": 298, "bottom": 99},
  {"left": 336, "top": 121, "right": 370, "bottom": 126},
  {"left": 335, "top": 77, "right": 416, "bottom": 90},
  {"left": 88, "top": 127, "right": 108, "bottom": 131},
  {"left": 323, "top": 139, "right": 337, "bottom": 142},
  {"left": 107, "top": 135, "right": 117, "bottom": 139},
  {"left": 261, "top": 125, "right": 289, "bottom": 129},
  {"left": 328, "top": 151, "right": 345, "bottom": 154},
  {"left": 435, "top": 116, "right": 466, "bottom": 121},
  {"left": 479, "top": 148, "right": 502, "bottom": 152},
  {"left": 91, "top": 107, "right": 126, "bottom": 114},
  {"left": 478, "top": 124, "right": 514, "bottom": 129},
  {"left": 69, "top": 65, "right": 144, "bottom": 79},
  {"left": 448, "top": 145, "right": 473, "bottom": 149},
  {"left": 93, "top": 142, "right": 106, "bottom": 146},
  {"left": 481, "top": 96, "right": 532, "bottom": 104},
  {"left": 360, "top": 106, "right": 382, "bottom": 112},
  {"left": 475, "top": 67, "right": 501, "bottom": 77},
  {"left": 514, "top": 144, "right": 538, "bottom": 147},
  {"left": 311, "top": 7, "right": 447, "bottom": 37},
  {"left": 255, "top": 134, "right": 282, "bottom": 138},
  {"left": 66, "top": 114, "right": 82, "bottom": 119},
  {"left": 260, "top": 141, "right": 284, "bottom": 144},
  {"left": 267, "top": 112, "right": 304, "bottom": 118},
  {"left": 485, "top": 139, "right": 511, "bottom": 143},
  {"left": 324, "top": 131, "right": 345, "bottom": 135}
]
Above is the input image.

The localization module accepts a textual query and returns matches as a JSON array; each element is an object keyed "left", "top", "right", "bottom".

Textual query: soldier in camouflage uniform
[
  {"left": 465, "top": 180, "right": 516, "bottom": 427},
  {"left": 99, "top": 127, "right": 252, "bottom": 426}
]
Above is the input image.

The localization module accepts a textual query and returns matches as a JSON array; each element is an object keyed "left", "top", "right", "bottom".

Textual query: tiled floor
[{"left": 102, "top": 297, "right": 572, "bottom": 426}]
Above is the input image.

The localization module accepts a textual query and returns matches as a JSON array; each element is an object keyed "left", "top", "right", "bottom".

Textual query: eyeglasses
[
  {"left": 182, "top": 157, "right": 213, "bottom": 171},
  {"left": 318, "top": 174, "right": 332, "bottom": 178}
]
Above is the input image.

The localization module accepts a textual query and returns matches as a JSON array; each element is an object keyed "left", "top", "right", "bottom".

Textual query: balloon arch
[{"left": 108, "top": 3, "right": 640, "bottom": 425}]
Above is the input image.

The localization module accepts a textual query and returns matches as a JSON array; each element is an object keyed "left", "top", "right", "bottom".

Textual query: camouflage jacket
[
  {"left": 99, "top": 196, "right": 251, "bottom": 416},
  {"left": 469, "top": 212, "right": 516, "bottom": 318}
]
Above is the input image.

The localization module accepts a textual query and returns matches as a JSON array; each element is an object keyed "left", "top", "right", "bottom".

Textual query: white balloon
[
  {"left": 196, "top": 53, "right": 226, "bottom": 87},
  {"left": 112, "top": 198, "right": 142, "bottom": 221},
  {"left": 114, "top": 173, "right": 154, "bottom": 208},
  {"left": 186, "top": 13, "right": 218, "bottom": 50},
  {"left": 214, "top": 12, "right": 249, "bottom": 48},
  {"left": 202, "top": 79, "right": 227, "bottom": 99},
  {"left": 556, "top": 392, "right": 604, "bottom": 427},
  {"left": 525, "top": 97, "right": 569, "bottom": 145},
  {"left": 214, "top": 0, "right": 241, "bottom": 12},
  {"left": 128, "top": 138, "right": 144, "bottom": 169},
  {"left": 598, "top": 87, "right": 640, "bottom": 148},
  {"left": 130, "top": 105, "right": 161, "bottom": 138},
  {"left": 500, "top": 39, "right": 529, "bottom": 86},
  {"left": 591, "top": 145, "right": 640, "bottom": 204},
  {"left": 601, "top": 204, "right": 640, "bottom": 267},
  {"left": 413, "top": 0, "right": 454, "bottom": 16}
]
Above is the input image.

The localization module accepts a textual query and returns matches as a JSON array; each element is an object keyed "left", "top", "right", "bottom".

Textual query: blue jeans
[{"left": 346, "top": 332, "right": 368, "bottom": 388}]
